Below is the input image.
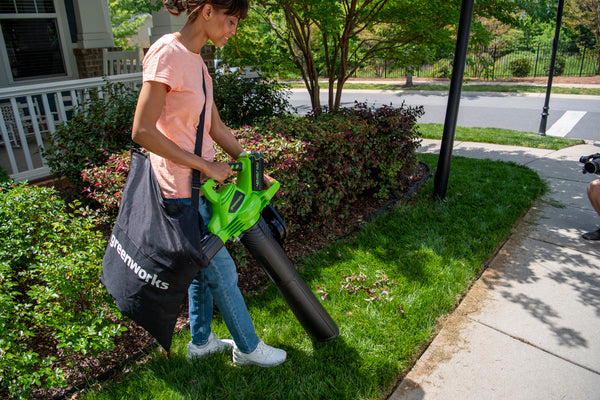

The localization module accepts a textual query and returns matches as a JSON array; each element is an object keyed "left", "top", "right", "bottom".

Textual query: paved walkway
[{"left": 390, "top": 139, "right": 600, "bottom": 400}]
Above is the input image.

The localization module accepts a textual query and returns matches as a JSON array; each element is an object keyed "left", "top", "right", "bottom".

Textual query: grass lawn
[
  {"left": 418, "top": 123, "right": 585, "bottom": 150},
  {"left": 80, "top": 153, "right": 546, "bottom": 400}
]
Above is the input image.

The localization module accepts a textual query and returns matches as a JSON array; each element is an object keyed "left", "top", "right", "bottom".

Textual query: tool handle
[{"left": 228, "top": 162, "right": 243, "bottom": 171}]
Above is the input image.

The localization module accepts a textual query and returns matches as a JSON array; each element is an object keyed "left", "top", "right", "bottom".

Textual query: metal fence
[{"left": 352, "top": 43, "right": 599, "bottom": 79}]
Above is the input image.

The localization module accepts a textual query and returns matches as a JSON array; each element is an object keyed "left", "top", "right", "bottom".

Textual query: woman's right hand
[{"left": 207, "top": 162, "right": 235, "bottom": 183}]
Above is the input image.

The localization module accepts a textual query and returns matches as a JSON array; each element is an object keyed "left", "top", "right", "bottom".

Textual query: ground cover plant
[
  {"left": 76, "top": 153, "right": 546, "bottom": 399},
  {"left": 0, "top": 181, "right": 124, "bottom": 400}
]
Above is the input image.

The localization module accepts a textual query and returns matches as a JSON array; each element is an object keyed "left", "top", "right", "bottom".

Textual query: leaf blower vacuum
[{"left": 200, "top": 151, "right": 339, "bottom": 342}]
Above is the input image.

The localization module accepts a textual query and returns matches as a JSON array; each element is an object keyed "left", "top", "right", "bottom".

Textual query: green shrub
[
  {"left": 83, "top": 103, "right": 423, "bottom": 229},
  {"left": 553, "top": 54, "right": 566, "bottom": 76},
  {"left": 509, "top": 56, "right": 532, "bottom": 77},
  {"left": 221, "top": 102, "right": 424, "bottom": 224},
  {"left": 42, "top": 80, "right": 139, "bottom": 189},
  {"left": 81, "top": 149, "right": 132, "bottom": 226},
  {"left": 0, "top": 183, "right": 124, "bottom": 399},
  {"left": 0, "top": 166, "right": 9, "bottom": 183},
  {"left": 213, "top": 70, "right": 291, "bottom": 128},
  {"left": 433, "top": 60, "right": 451, "bottom": 78}
]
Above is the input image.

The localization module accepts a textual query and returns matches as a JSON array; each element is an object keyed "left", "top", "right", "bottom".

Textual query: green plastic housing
[{"left": 202, "top": 152, "right": 280, "bottom": 243}]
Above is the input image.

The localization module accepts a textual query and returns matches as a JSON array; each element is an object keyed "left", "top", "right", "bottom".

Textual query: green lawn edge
[
  {"left": 417, "top": 123, "right": 584, "bottom": 150},
  {"left": 287, "top": 82, "right": 600, "bottom": 96}
]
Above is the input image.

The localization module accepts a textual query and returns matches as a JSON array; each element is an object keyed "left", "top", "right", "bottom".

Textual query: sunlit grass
[
  {"left": 418, "top": 123, "right": 584, "bottom": 150},
  {"left": 80, "top": 153, "right": 546, "bottom": 400},
  {"left": 287, "top": 82, "right": 600, "bottom": 96}
]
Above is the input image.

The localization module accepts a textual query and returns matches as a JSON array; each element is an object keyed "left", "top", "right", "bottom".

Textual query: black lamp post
[
  {"left": 539, "top": 0, "right": 565, "bottom": 136},
  {"left": 433, "top": 0, "right": 475, "bottom": 200}
]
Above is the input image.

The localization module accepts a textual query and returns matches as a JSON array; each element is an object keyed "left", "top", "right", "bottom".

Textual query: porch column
[
  {"left": 149, "top": 8, "right": 186, "bottom": 45},
  {"left": 149, "top": 8, "right": 215, "bottom": 79},
  {"left": 72, "top": 0, "right": 114, "bottom": 48}
]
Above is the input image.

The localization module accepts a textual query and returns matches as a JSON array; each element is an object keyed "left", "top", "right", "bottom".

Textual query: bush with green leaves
[
  {"left": 213, "top": 70, "right": 291, "bottom": 128},
  {"left": 83, "top": 102, "right": 423, "bottom": 228},
  {"left": 0, "top": 182, "right": 124, "bottom": 399},
  {"left": 43, "top": 80, "right": 139, "bottom": 188},
  {"left": 0, "top": 166, "right": 9, "bottom": 183},
  {"left": 509, "top": 56, "right": 532, "bottom": 77},
  {"left": 81, "top": 148, "right": 132, "bottom": 226},
  {"left": 553, "top": 54, "right": 566, "bottom": 76},
  {"left": 214, "top": 102, "right": 423, "bottom": 223},
  {"left": 433, "top": 60, "right": 451, "bottom": 78}
]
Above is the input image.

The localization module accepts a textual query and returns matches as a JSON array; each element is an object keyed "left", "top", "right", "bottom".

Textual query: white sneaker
[
  {"left": 232, "top": 340, "right": 286, "bottom": 367},
  {"left": 187, "top": 332, "right": 234, "bottom": 361}
]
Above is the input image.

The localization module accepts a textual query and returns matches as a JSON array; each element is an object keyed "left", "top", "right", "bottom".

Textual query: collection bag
[
  {"left": 102, "top": 74, "right": 209, "bottom": 351},
  {"left": 101, "top": 148, "right": 208, "bottom": 351}
]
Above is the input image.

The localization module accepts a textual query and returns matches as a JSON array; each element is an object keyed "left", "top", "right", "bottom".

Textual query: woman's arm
[
  {"left": 209, "top": 102, "right": 243, "bottom": 160},
  {"left": 209, "top": 102, "right": 275, "bottom": 187},
  {"left": 132, "top": 81, "right": 234, "bottom": 182}
]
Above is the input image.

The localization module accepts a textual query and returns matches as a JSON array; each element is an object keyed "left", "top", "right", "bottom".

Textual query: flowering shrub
[
  {"left": 83, "top": 102, "right": 423, "bottom": 228},
  {"left": 81, "top": 149, "right": 132, "bottom": 225},
  {"left": 0, "top": 182, "right": 123, "bottom": 399}
]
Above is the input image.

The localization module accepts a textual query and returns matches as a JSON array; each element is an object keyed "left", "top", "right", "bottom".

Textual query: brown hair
[{"left": 163, "top": 0, "right": 249, "bottom": 21}]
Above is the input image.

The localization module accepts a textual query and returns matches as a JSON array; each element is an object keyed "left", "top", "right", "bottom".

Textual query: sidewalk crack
[{"left": 466, "top": 317, "right": 600, "bottom": 376}]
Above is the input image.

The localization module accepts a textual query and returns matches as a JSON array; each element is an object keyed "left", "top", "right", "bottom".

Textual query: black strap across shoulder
[{"left": 191, "top": 76, "right": 207, "bottom": 211}]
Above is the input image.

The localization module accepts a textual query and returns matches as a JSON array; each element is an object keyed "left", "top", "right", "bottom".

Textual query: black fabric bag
[
  {"left": 102, "top": 78, "right": 209, "bottom": 352},
  {"left": 101, "top": 149, "right": 208, "bottom": 351}
]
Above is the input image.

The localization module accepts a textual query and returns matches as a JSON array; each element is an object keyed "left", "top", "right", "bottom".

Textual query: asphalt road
[{"left": 288, "top": 88, "right": 600, "bottom": 141}]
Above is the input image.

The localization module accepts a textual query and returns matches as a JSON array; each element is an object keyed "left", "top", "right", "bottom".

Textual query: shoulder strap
[{"left": 191, "top": 76, "right": 207, "bottom": 211}]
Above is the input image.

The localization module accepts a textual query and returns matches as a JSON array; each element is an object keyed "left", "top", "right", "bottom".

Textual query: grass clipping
[{"left": 81, "top": 153, "right": 546, "bottom": 400}]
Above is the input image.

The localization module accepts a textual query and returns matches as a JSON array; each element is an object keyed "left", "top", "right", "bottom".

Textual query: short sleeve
[{"left": 143, "top": 37, "right": 183, "bottom": 91}]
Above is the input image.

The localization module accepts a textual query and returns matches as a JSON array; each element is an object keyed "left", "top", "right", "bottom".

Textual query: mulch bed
[{"left": 32, "top": 162, "right": 430, "bottom": 400}]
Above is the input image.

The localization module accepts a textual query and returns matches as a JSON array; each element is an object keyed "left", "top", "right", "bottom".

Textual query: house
[{"left": 0, "top": 0, "right": 214, "bottom": 182}]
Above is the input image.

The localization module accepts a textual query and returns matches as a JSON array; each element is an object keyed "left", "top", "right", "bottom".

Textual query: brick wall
[{"left": 72, "top": 48, "right": 109, "bottom": 78}]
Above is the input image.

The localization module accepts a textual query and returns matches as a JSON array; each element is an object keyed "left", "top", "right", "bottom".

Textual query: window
[
  {"left": 0, "top": 0, "right": 55, "bottom": 14},
  {"left": 0, "top": 0, "right": 66, "bottom": 81}
]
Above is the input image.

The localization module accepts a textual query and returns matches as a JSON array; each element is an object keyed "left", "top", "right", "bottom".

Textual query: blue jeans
[{"left": 165, "top": 197, "right": 259, "bottom": 353}]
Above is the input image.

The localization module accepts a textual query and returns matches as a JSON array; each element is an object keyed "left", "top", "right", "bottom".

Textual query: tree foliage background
[
  {"left": 109, "top": 0, "right": 160, "bottom": 49},
  {"left": 107, "top": 0, "right": 599, "bottom": 109},
  {"left": 217, "top": 0, "right": 599, "bottom": 110}
]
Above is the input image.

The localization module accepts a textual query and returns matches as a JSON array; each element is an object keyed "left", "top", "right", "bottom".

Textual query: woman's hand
[
  {"left": 207, "top": 162, "right": 235, "bottom": 183},
  {"left": 263, "top": 173, "right": 276, "bottom": 189}
]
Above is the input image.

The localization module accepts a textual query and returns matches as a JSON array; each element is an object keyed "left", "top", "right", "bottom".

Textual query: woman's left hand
[{"left": 263, "top": 174, "right": 276, "bottom": 189}]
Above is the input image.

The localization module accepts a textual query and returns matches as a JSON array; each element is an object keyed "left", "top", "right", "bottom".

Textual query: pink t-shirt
[{"left": 142, "top": 33, "right": 216, "bottom": 198}]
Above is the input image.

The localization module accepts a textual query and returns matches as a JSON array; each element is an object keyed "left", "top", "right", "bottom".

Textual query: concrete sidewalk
[{"left": 390, "top": 139, "right": 600, "bottom": 400}]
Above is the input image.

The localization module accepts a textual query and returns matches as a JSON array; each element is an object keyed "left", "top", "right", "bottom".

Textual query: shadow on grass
[{"left": 109, "top": 335, "right": 378, "bottom": 400}]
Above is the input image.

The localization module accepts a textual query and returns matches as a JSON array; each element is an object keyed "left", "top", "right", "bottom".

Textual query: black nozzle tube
[{"left": 241, "top": 217, "right": 339, "bottom": 342}]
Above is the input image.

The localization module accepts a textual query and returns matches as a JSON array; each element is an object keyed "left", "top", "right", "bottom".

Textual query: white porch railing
[
  {"left": 0, "top": 72, "right": 142, "bottom": 182},
  {"left": 103, "top": 49, "right": 143, "bottom": 75}
]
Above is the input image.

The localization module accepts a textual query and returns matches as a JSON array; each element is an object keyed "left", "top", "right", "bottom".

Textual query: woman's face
[{"left": 204, "top": 7, "right": 239, "bottom": 48}]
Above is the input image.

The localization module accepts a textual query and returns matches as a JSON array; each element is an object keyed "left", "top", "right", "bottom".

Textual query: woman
[{"left": 131, "top": 0, "right": 286, "bottom": 367}]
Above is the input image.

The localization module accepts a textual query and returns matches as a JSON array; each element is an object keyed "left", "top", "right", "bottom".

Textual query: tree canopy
[
  {"left": 109, "top": 0, "right": 160, "bottom": 49},
  {"left": 222, "top": 0, "right": 557, "bottom": 110}
]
